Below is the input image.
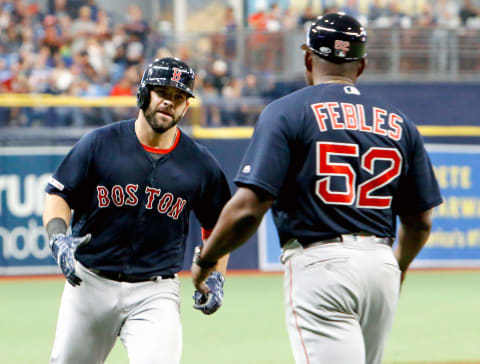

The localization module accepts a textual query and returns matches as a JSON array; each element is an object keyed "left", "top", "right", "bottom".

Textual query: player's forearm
[
  {"left": 200, "top": 187, "right": 273, "bottom": 264},
  {"left": 202, "top": 206, "right": 264, "bottom": 263},
  {"left": 394, "top": 209, "right": 433, "bottom": 272},
  {"left": 43, "top": 193, "right": 72, "bottom": 229},
  {"left": 213, "top": 254, "right": 230, "bottom": 275}
]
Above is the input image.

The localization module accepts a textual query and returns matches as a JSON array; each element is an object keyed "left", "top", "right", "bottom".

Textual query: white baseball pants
[
  {"left": 50, "top": 262, "right": 182, "bottom": 364},
  {"left": 282, "top": 235, "right": 401, "bottom": 364}
]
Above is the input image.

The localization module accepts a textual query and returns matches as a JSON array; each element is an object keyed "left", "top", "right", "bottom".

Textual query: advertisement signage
[{"left": 0, "top": 146, "right": 69, "bottom": 275}]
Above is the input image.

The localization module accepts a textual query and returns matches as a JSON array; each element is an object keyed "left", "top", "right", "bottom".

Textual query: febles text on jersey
[{"left": 311, "top": 102, "right": 403, "bottom": 141}]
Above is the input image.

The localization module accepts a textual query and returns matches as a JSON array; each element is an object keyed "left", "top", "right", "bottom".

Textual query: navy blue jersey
[
  {"left": 235, "top": 84, "right": 442, "bottom": 246},
  {"left": 46, "top": 119, "right": 231, "bottom": 275}
]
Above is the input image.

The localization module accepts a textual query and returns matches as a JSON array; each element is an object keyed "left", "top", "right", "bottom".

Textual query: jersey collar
[{"left": 141, "top": 128, "right": 181, "bottom": 154}]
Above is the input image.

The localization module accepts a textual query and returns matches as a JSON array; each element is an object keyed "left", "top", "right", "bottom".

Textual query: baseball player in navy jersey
[
  {"left": 43, "top": 57, "right": 231, "bottom": 364},
  {"left": 192, "top": 13, "right": 443, "bottom": 364}
]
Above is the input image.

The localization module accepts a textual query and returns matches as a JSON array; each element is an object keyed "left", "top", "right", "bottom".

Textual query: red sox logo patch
[
  {"left": 171, "top": 68, "right": 182, "bottom": 82},
  {"left": 334, "top": 40, "right": 350, "bottom": 52}
]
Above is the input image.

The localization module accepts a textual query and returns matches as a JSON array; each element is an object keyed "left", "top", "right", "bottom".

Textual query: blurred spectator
[
  {"left": 50, "top": 53, "right": 73, "bottom": 93},
  {"left": 222, "top": 6, "right": 237, "bottom": 59},
  {"left": 49, "top": 0, "right": 69, "bottom": 19},
  {"left": 430, "top": 0, "right": 460, "bottom": 75},
  {"left": 28, "top": 46, "right": 54, "bottom": 93},
  {"left": 202, "top": 59, "right": 230, "bottom": 126},
  {"left": 125, "top": 33, "right": 144, "bottom": 66},
  {"left": 109, "top": 64, "right": 139, "bottom": 121},
  {"left": 71, "top": 5, "right": 96, "bottom": 53},
  {"left": 221, "top": 77, "right": 243, "bottom": 125},
  {"left": 86, "top": 0, "right": 99, "bottom": 22},
  {"left": 110, "top": 24, "right": 128, "bottom": 76},
  {"left": 266, "top": 3, "right": 282, "bottom": 32},
  {"left": 459, "top": 0, "right": 480, "bottom": 26},
  {"left": 201, "top": 77, "right": 221, "bottom": 126},
  {"left": 247, "top": 1, "right": 268, "bottom": 70},
  {"left": 209, "top": 59, "right": 230, "bottom": 95},
  {"left": 341, "top": 0, "right": 361, "bottom": 19},
  {"left": 0, "top": 57, "right": 11, "bottom": 88},
  {"left": 265, "top": 2, "right": 284, "bottom": 71},
  {"left": 368, "top": 0, "right": 388, "bottom": 25},
  {"left": 240, "top": 73, "right": 263, "bottom": 125},
  {"left": 416, "top": 2, "right": 436, "bottom": 28},
  {"left": 86, "top": 36, "right": 109, "bottom": 75},
  {"left": 95, "top": 9, "right": 112, "bottom": 38},
  {"left": 41, "top": 15, "right": 61, "bottom": 54},
  {"left": 0, "top": 5, "right": 10, "bottom": 33},
  {"left": 109, "top": 65, "right": 138, "bottom": 96},
  {"left": 57, "top": 14, "right": 73, "bottom": 65},
  {"left": 48, "top": 0, "right": 76, "bottom": 19},
  {"left": 298, "top": 5, "right": 317, "bottom": 30},
  {"left": 386, "top": 2, "right": 411, "bottom": 28},
  {"left": 282, "top": 6, "right": 297, "bottom": 30},
  {"left": 3, "top": 22, "right": 22, "bottom": 53},
  {"left": 70, "top": 50, "right": 89, "bottom": 76},
  {"left": 124, "top": 5, "right": 149, "bottom": 46}
]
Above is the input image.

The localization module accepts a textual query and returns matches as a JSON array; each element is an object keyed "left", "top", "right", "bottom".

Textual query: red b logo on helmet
[{"left": 171, "top": 68, "right": 182, "bottom": 82}]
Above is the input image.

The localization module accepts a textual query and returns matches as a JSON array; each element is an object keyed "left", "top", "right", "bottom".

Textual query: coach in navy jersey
[
  {"left": 43, "top": 57, "right": 231, "bottom": 364},
  {"left": 192, "top": 13, "right": 442, "bottom": 364}
]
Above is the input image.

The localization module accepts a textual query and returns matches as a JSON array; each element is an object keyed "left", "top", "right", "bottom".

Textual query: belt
[
  {"left": 303, "top": 234, "right": 394, "bottom": 249},
  {"left": 88, "top": 268, "right": 175, "bottom": 283}
]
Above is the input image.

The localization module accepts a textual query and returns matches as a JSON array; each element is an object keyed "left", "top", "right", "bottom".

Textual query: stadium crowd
[{"left": 1, "top": 0, "right": 480, "bottom": 127}]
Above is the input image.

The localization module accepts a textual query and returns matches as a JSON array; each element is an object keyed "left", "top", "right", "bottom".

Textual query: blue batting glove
[
  {"left": 193, "top": 272, "right": 225, "bottom": 315},
  {"left": 49, "top": 233, "right": 91, "bottom": 287}
]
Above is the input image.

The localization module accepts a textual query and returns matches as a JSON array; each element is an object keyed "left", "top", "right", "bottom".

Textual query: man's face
[{"left": 143, "top": 85, "right": 189, "bottom": 134}]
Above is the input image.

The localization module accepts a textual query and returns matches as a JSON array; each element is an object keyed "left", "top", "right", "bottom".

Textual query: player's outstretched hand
[
  {"left": 49, "top": 233, "right": 91, "bottom": 287},
  {"left": 193, "top": 272, "right": 225, "bottom": 315}
]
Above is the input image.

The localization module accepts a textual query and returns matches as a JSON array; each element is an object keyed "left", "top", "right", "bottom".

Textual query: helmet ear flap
[{"left": 136, "top": 83, "right": 150, "bottom": 110}]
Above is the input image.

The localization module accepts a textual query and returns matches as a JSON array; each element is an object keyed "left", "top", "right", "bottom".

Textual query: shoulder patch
[{"left": 48, "top": 177, "right": 65, "bottom": 191}]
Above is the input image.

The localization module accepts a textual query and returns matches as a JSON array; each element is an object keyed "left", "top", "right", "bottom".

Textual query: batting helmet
[
  {"left": 136, "top": 57, "right": 195, "bottom": 110},
  {"left": 302, "top": 12, "right": 367, "bottom": 64}
]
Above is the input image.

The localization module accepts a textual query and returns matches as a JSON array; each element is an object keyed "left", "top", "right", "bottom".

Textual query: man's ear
[
  {"left": 357, "top": 58, "right": 367, "bottom": 77},
  {"left": 304, "top": 51, "right": 313, "bottom": 73}
]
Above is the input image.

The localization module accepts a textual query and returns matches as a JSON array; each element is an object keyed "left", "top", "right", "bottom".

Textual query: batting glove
[
  {"left": 49, "top": 233, "right": 91, "bottom": 287},
  {"left": 193, "top": 272, "right": 225, "bottom": 315}
]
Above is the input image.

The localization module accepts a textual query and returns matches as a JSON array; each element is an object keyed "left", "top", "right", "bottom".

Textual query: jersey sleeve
[
  {"left": 392, "top": 127, "right": 443, "bottom": 215},
  {"left": 193, "top": 157, "right": 231, "bottom": 231},
  {"left": 45, "top": 131, "right": 95, "bottom": 209},
  {"left": 234, "top": 103, "right": 294, "bottom": 197}
]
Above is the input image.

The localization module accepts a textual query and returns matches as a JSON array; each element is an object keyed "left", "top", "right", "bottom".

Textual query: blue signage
[
  {"left": 0, "top": 146, "right": 69, "bottom": 275},
  {"left": 416, "top": 144, "right": 480, "bottom": 267}
]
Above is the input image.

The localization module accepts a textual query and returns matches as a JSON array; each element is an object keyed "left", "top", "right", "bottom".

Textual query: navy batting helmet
[
  {"left": 137, "top": 57, "right": 195, "bottom": 110},
  {"left": 302, "top": 12, "right": 367, "bottom": 64}
]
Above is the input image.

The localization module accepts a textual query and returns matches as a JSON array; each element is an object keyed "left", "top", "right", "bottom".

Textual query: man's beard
[{"left": 144, "top": 108, "right": 180, "bottom": 134}]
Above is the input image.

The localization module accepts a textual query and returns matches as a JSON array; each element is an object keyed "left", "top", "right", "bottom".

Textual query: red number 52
[{"left": 316, "top": 142, "right": 402, "bottom": 209}]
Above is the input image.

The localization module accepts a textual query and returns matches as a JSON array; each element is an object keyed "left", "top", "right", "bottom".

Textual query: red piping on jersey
[
  {"left": 141, "top": 129, "right": 181, "bottom": 154},
  {"left": 289, "top": 261, "right": 311, "bottom": 364}
]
